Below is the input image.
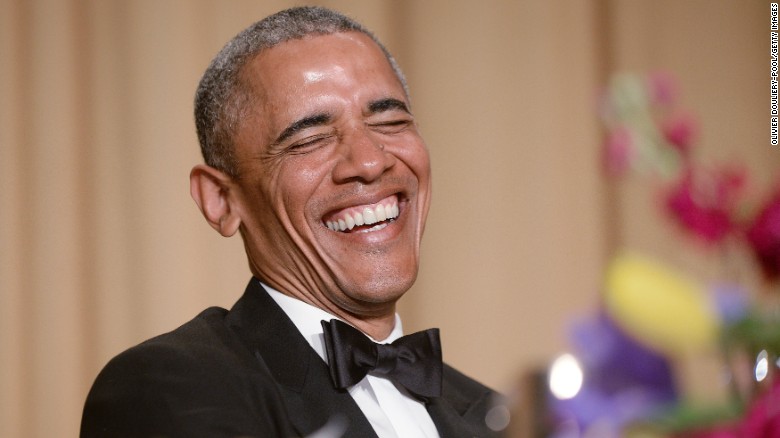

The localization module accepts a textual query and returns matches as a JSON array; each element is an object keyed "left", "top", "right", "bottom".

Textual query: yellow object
[{"left": 605, "top": 253, "right": 719, "bottom": 354}]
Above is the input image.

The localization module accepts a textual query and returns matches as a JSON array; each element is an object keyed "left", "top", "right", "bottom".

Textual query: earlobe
[{"left": 190, "top": 165, "right": 242, "bottom": 237}]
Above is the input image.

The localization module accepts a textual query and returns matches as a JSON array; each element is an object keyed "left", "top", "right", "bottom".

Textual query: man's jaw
[{"left": 323, "top": 194, "right": 401, "bottom": 233}]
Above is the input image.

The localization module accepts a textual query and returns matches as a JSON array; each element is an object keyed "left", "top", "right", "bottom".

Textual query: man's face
[{"left": 230, "top": 32, "right": 431, "bottom": 316}]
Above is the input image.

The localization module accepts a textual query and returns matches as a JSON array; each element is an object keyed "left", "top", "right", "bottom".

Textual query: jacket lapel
[
  {"left": 427, "top": 397, "right": 475, "bottom": 438},
  {"left": 426, "top": 365, "right": 505, "bottom": 438},
  {"left": 224, "top": 279, "right": 378, "bottom": 438}
]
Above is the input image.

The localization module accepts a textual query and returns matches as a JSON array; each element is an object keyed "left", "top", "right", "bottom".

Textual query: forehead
[{"left": 242, "top": 32, "right": 405, "bottom": 112}]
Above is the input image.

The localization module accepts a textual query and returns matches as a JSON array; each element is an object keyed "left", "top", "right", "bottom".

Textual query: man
[{"left": 81, "top": 6, "right": 504, "bottom": 437}]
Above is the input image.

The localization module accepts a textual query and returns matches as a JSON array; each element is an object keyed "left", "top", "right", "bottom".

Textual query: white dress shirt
[{"left": 264, "top": 283, "right": 441, "bottom": 438}]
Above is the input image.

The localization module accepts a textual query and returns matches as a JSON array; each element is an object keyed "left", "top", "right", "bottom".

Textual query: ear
[{"left": 190, "top": 164, "right": 242, "bottom": 237}]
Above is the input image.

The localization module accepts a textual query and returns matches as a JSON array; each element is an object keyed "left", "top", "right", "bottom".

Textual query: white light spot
[
  {"left": 549, "top": 353, "right": 584, "bottom": 400},
  {"left": 755, "top": 350, "right": 769, "bottom": 382},
  {"left": 484, "top": 405, "right": 511, "bottom": 431}
]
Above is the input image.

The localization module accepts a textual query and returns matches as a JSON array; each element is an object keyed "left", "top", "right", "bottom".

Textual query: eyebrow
[
  {"left": 367, "top": 98, "right": 410, "bottom": 115},
  {"left": 273, "top": 113, "right": 332, "bottom": 145}
]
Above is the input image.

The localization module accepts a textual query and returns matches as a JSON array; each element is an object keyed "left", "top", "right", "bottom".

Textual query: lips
[{"left": 323, "top": 194, "right": 400, "bottom": 233}]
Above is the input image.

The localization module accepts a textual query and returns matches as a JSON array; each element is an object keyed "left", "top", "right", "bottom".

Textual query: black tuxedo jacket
[{"left": 81, "top": 278, "right": 504, "bottom": 437}]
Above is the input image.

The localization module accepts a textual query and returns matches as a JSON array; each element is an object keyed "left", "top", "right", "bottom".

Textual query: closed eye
[
  {"left": 287, "top": 132, "right": 336, "bottom": 154},
  {"left": 365, "top": 97, "right": 414, "bottom": 135},
  {"left": 368, "top": 119, "right": 413, "bottom": 135}
]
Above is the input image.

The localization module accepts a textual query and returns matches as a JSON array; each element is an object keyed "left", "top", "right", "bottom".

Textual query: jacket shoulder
[
  {"left": 81, "top": 307, "right": 294, "bottom": 437},
  {"left": 442, "top": 363, "right": 499, "bottom": 406}
]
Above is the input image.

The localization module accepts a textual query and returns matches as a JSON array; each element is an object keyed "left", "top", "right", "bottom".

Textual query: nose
[{"left": 331, "top": 126, "right": 396, "bottom": 184}]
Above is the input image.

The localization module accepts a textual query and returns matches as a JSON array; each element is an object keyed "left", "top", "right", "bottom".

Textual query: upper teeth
[{"left": 326, "top": 202, "right": 399, "bottom": 232}]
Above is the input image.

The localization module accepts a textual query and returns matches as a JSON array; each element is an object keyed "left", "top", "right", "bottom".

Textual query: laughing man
[{"left": 81, "top": 6, "right": 503, "bottom": 438}]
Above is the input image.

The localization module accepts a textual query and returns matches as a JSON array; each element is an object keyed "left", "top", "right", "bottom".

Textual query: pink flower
[
  {"left": 675, "top": 426, "right": 738, "bottom": 438},
  {"left": 603, "top": 126, "right": 635, "bottom": 177},
  {"left": 738, "top": 378, "right": 780, "bottom": 437},
  {"left": 647, "top": 71, "right": 679, "bottom": 106},
  {"left": 662, "top": 113, "right": 699, "bottom": 155},
  {"left": 746, "top": 186, "right": 780, "bottom": 282},
  {"left": 665, "top": 167, "right": 745, "bottom": 244},
  {"left": 674, "top": 380, "right": 780, "bottom": 438}
]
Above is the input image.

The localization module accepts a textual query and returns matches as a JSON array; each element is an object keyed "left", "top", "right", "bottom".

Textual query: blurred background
[{"left": 1, "top": 0, "right": 776, "bottom": 436}]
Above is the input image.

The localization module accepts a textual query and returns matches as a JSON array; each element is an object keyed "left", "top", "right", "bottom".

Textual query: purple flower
[
  {"left": 711, "top": 284, "right": 751, "bottom": 324},
  {"left": 550, "top": 312, "right": 677, "bottom": 432}
]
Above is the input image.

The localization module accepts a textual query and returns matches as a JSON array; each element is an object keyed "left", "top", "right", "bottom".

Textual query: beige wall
[{"left": 0, "top": 0, "right": 772, "bottom": 436}]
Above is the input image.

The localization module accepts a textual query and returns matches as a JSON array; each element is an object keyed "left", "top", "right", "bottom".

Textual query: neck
[
  {"left": 342, "top": 312, "right": 397, "bottom": 341},
  {"left": 311, "top": 293, "right": 399, "bottom": 340},
  {"left": 257, "top": 275, "right": 400, "bottom": 340}
]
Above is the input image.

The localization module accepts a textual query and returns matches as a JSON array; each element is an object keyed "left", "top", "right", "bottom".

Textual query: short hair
[{"left": 194, "top": 6, "right": 408, "bottom": 178}]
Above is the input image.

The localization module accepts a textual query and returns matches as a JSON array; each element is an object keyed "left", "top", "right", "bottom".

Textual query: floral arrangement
[
  {"left": 544, "top": 72, "right": 780, "bottom": 437},
  {"left": 600, "top": 71, "right": 780, "bottom": 266}
]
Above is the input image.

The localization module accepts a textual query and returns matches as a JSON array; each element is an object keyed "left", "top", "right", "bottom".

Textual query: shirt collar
[{"left": 262, "top": 282, "right": 404, "bottom": 364}]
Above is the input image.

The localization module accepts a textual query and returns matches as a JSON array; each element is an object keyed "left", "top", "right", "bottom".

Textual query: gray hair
[{"left": 194, "top": 6, "right": 408, "bottom": 177}]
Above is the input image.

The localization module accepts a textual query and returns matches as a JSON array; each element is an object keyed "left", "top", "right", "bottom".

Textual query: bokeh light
[{"left": 549, "top": 353, "right": 584, "bottom": 400}]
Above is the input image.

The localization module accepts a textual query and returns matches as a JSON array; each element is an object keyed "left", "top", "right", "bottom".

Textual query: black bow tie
[{"left": 321, "top": 319, "right": 443, "bottom": 399}]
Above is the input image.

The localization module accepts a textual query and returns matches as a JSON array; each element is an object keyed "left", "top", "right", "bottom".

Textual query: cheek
[
  {"left": 397, "top": 141, "right": 431, "bottom": 183},
  {"left": 279, "top": 145, "right": 336, "bottom": 185},
  {"left": 297, "top": 165, "right": 326, "bottom": 185},
  {"left": 276, "top": 158, "right": 333, "bottom": 219}
]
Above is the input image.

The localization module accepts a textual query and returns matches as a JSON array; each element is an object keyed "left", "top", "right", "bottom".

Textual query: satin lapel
[
  {"left": 426, "top": 365, "right": 505, "bottom": 438},
  {"left": 224, "top": 279, "right": 377, "bottom": 438},
  {"left": 426, "top": 397, "right": 477, "bottom": 438}
]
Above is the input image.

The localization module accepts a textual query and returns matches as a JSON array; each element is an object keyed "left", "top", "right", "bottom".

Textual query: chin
[{"left": 338, "top": 268, "right": 418, "bottom": 307}]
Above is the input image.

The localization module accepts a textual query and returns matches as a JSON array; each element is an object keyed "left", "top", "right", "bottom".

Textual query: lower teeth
[
  {"left": 334, "top": 218, "right": 394, "bottom": 233},
  {"left": 356, "top": 222, "right": 389, "bottom": 233}
]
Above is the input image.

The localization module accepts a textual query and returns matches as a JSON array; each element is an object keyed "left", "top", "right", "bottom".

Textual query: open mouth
[{"left": 323, "top": 194, "right": 400, "bottom": 233}]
